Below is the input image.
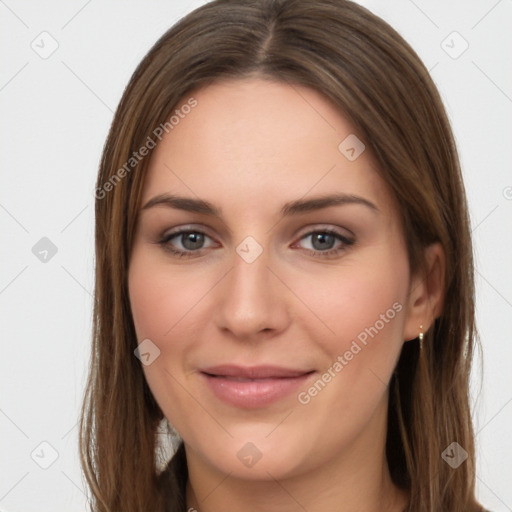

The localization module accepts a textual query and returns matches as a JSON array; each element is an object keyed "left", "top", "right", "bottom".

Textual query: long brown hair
[{"left": 79, "top": 1, "right": 486, "bottom": 510}]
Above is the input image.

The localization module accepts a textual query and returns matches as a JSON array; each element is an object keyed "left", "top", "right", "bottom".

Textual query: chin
[{"left": 188, "top": 434, "right": 308, "bottom": 481}]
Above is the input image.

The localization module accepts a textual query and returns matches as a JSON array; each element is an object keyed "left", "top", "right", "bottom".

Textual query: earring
[{"left": 419, "top": 324, "right": 424, "bottom": 350}]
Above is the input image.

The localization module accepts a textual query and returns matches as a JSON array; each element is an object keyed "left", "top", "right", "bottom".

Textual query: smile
[{"left": 199, "top": 365, "right": 316, "bottom": 408}]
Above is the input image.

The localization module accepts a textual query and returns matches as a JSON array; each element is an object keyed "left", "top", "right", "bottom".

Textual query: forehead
[{"left": 141, "top": 78, "right": 397, "bottom": 220}]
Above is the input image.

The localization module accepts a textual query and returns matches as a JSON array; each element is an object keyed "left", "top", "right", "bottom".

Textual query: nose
[{"left": 213, "top": 247, "right": 291, "bottom": 341}]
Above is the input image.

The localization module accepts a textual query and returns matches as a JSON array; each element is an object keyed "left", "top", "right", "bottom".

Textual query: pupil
[
  {"left": 313, "top": 233, "right": 334, "bottom": 251},
  {"left": 182, "top": 232, "right": 204, "bottom": 250}
]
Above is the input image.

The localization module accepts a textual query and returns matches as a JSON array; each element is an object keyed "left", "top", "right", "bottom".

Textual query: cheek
[
  {"left": 128, "top": 256, "right": 202, "bottom": 427},
  {"left": 290, "top": 259, "right": 407, "bottom": 440},
  {"left": 128, "top": 255, "right": 207, "bottom": 343},
  {"left": 293, "top": 245, "right": 409, "bottom": 380},
  {"left": 307, "top": 258, "right": 405, "bottom": 332},
  {"left": 128, "top": 250, "right": 225, "bottom": 372}
]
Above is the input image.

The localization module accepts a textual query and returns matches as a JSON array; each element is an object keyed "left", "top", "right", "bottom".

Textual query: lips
[
  {"left": 199, "top": 365, "right": 316, "bottom": 408},
  {"left": 200, "top": 364, "right": 313, "bottom": 379}
]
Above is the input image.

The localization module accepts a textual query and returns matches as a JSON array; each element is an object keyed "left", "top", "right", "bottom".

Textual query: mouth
[{"left": 199, "top": 365, "right": 316, "bottom": 408}]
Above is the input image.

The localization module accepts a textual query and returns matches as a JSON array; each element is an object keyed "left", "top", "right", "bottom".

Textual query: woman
[{"left": 80, "top": 1, "right": 489, "bottom": 511}]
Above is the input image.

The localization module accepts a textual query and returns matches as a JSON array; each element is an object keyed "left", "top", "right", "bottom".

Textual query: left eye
[{"left": 294, "top": 229, "right": 354, "bottom": 256}]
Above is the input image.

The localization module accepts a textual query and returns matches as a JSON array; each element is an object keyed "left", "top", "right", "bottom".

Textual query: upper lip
[{"left": 200, "top": 364, "right": 314, "bottom": 379}]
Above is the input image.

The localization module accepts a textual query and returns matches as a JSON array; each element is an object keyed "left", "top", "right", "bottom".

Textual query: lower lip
[{"left": 200, "top": 372, "right": 315, "bottom": 409}]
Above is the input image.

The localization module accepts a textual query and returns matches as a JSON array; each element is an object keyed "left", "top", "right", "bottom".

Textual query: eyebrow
[{"left": 141, "top": 192, "right": 379, "bottom": 217}]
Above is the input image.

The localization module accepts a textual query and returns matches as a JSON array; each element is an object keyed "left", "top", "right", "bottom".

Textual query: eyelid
[
  {"left": 160, "top": 223, "right": 216, "bottom": 239},
  {"left": 294, "top": 223, "right": 355, "bottom": 240}
]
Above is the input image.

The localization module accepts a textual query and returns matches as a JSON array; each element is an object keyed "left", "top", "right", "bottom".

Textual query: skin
[{"left": 128, "top": 77, "right": 445, "bottom": 512}]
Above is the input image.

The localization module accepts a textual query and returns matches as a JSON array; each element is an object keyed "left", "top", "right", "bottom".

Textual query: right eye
[{"left": 157, "top": 229, "right": 217, "bottom": 258}]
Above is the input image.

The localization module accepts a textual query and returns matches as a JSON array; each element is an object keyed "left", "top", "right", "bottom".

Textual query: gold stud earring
[{"left": 419, "top": 324, "right": 424, "bottom": 350}]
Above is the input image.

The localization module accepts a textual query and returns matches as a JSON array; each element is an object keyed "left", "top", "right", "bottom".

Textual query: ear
[{"left": 403, "top": 242, "right": 446, "bottom": 342}]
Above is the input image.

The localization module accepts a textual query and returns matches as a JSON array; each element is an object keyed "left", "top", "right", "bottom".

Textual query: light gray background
[{"left": 0, "top": 1, "right": 510, "bottom": 511}]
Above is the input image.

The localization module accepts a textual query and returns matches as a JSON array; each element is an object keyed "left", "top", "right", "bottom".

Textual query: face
[{"left": 128, "top": 78, "right": 415, "bottom": 480}]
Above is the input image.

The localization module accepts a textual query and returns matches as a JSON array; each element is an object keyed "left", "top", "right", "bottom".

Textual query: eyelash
[{"left": 156, "top": 227, "right": 355, "bottom": 259}]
